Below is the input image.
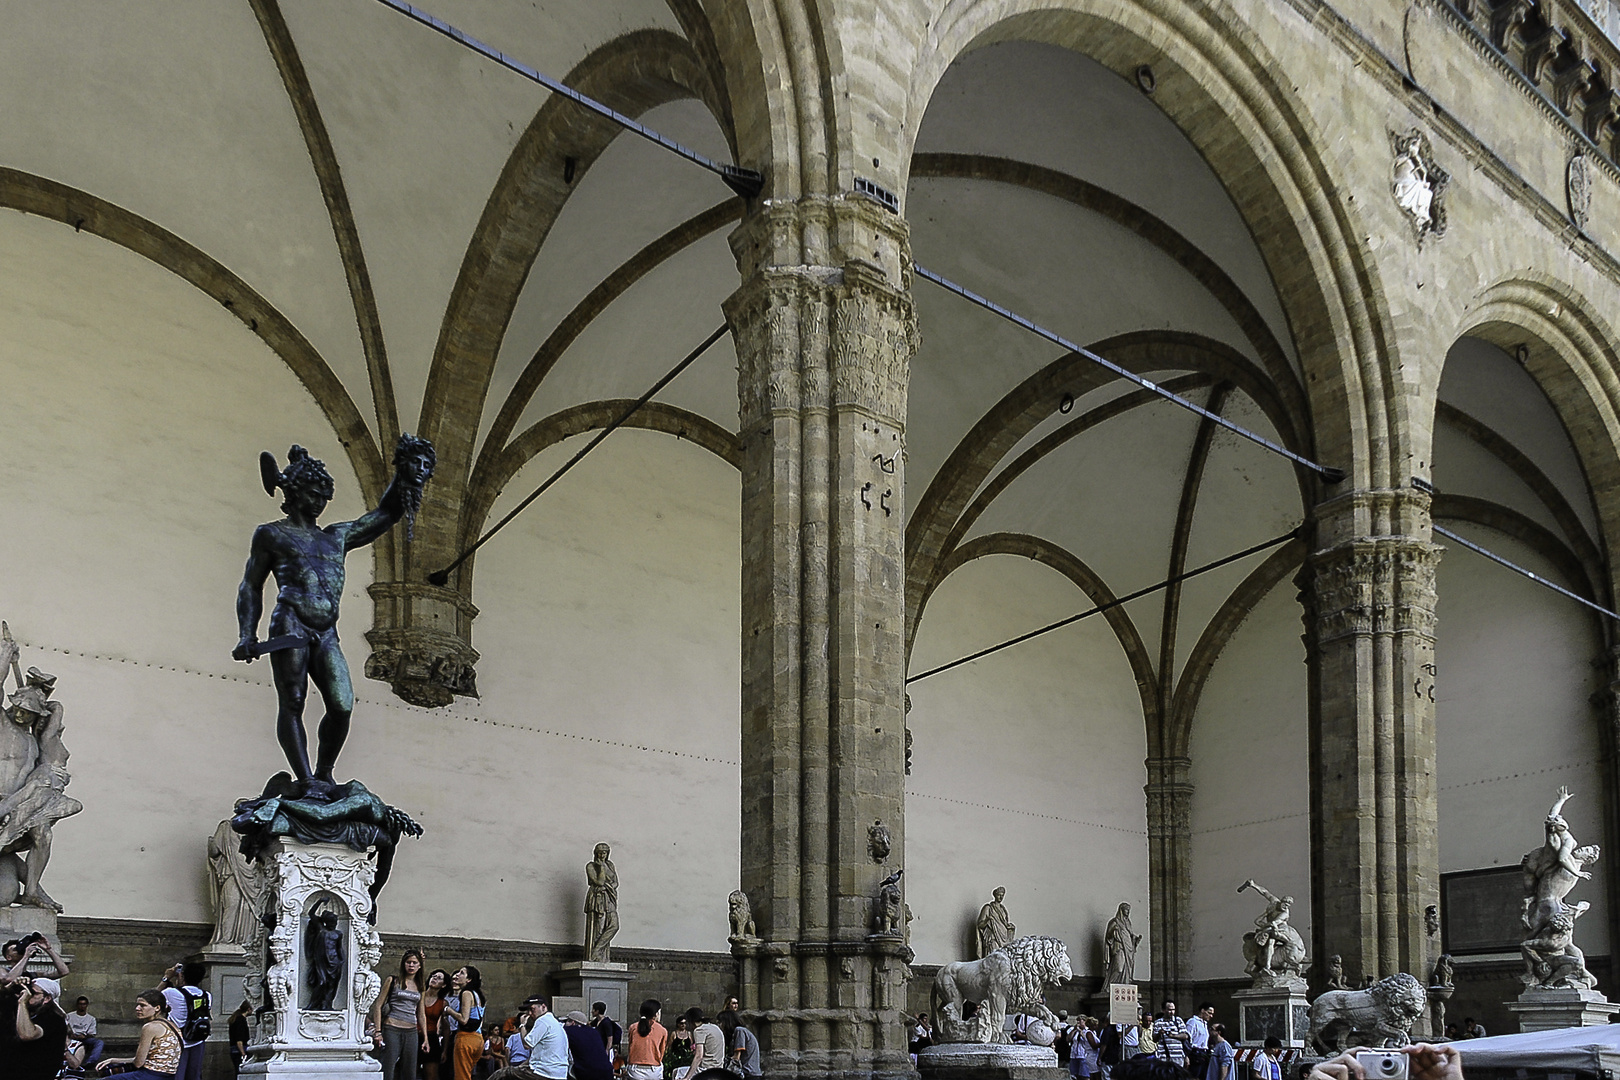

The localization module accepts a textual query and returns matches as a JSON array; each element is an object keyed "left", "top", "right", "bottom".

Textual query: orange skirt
[{"left": 451, "top": 1031, "right": 483, "bottom": 1080}]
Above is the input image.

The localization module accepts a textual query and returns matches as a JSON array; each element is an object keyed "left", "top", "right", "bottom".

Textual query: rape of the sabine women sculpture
[
  {"left": 1238, "top": 879, "right": 1308, "bottom": 987},
  {"left": 0, "top": 624, "right": 81, "bottom": 912},
  {"left": 1519, "top": 787, "right": 1601, "bottom": 990},
  {"left": 230, "top": 435, "right": 434, "bottom": 917}
]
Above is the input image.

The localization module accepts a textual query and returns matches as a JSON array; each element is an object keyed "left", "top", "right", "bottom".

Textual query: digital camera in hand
[{"left": 1357, "top": 1052, "right": 1409, "bottom": 1080}]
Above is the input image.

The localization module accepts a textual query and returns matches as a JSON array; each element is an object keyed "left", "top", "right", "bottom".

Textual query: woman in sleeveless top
[
  {"left": 370, "top": 949, "right": 429, "bottom": 1080},
  {"left": 443, "top": 965, "right": 485, "bottom": 1080},
  {"left": 95, "top": 989, "right": 183, "bottom": 1079},
  {"left": 423, "top": 969, "right": 449, "bottom": 1080}
]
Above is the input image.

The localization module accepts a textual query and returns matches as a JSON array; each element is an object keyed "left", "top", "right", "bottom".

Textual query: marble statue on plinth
[
  {"left": 1104, "top": 902, "right": 1141, "bottom": 986},
  {"left": 975, "top": 886, "right": 1016, "bottom": 959},
  {"left": 1432, "top": 954, "right": 1453, "bottom": 989},
  {"left": 932, "top": 935, "right": 1072, "bottom": 1044},
  {"left": 1307, "top": 973, "right": 1428, "bottom": 1053},
  {"left": 1518, "top": 786, "right": 1601, "bottom": 990},
  {"left": 207, "top": 818, "right": 264, "bottom": 950},
  {"left": 0, "top": 625, "right": 82, "bottom": 912},
  {"left": 584, "top": 843, "right": 619, "bottom": 963},
  {"left": 1238, "top": 879, "right": 1308, "bottom": 987},
  {"left": 229, "top": 436, "right": 432, "bottom": 918},
  {"left": 1324, "top": 954, "right": 1348, "bottom": 991}
]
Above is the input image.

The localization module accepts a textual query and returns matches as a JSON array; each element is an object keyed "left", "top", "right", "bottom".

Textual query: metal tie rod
[
  {"left": 427, "top": 324, "right": 732, "bottom": 586},
  {"left": 369, "top": 0, "right": 763, "bottom": 199},
  {"left": 906, "top": 526, "right": 1302, "bottom": 684},
  {"left": 912, "top": 264, "right": 1347, "bottom": 484},
  {"left": 1433, "top": 524, "right": 1620, "bottom": 622}
]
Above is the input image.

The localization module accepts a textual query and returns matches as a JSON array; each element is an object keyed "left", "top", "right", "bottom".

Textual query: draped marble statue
[
  {"left": 584, "top": 842, "right": 619, "bottom": 963},
  {"left": 0, "top": 625, "right": 82, "bottom": 912},
  {"left": 975, "top": 886, "right": 1016, "bottom": 959},
  {"left": 207, "top": 818, "right": 264, "bottom": 950},
  {"left": 1104, "top": 902, "right": 1141, "bottom": 986}
]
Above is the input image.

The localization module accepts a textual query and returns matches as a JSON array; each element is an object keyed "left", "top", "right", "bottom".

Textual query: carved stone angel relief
[{"left": 1391, "top": 129, "right": 1449, "bottom": 243}]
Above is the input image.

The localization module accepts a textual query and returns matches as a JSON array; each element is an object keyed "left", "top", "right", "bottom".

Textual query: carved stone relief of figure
[
  {"left": 208, "top": 819, "right": 264, "bottom": 950},
  {"left": 868, "top": 820, "right": 891, "bottom": 863},
  {"left": 0, "top": 624, "right": 83, "bottom": 912},
  {"left": 1104, "top": 902, "right": 1142, "bottom": 986},
  {"left": 584, "top": 842, "right": 619, "bottom": 963},
  {"left": 975, "top": 887, "right": 1015, "bottom": 959},
  {"left": 1390, "top": 129, "right": 1449, "bottom": 242}
]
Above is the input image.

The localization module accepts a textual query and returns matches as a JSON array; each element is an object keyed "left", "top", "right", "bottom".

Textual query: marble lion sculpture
[
  {"left": 932, "top": 935, "right": 1072, "bottom": 1044},
  {"left": 1308, "top": 972, "right": 1428, "bottom": 1053}
]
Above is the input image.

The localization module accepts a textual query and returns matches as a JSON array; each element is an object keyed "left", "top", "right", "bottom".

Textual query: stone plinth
[
  {"left": 551, "top": 961, "right": 634, "bottom": 1026},
  {"left": 1234, "top": 983, "right": 1310, "bottom": 1047},
  {"left": 240, "top": 839, "right": 382, "bottom": 1079},
  {"left": 918, "top": 1042, "right": 1067, "bottom": 1080},
  {"left": 192, "top": 944, "right": 252, "bottom": 1048},
  {"left": 1508, "top": 987, "right": 1619, "bottom": 1031}
]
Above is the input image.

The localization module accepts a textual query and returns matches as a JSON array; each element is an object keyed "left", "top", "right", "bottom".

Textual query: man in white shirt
[
  {"left": 160, "top": 962, "right": 211, "bottom": 1080},
  {"left": 66, "top": 996, "right": 103, "bottom": 1066},
  {"left": 1186, "top": 1004, "right": 1211, "bottom": 1051},
  {"left": 520, "top": 997, "right": 569, "bottom": 1080}
]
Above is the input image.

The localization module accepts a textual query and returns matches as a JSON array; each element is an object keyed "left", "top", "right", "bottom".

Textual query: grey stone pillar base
[
  {"left": 1507, "top": 987, "right": 1619, "bottom": 1031},
  {"left": 917, "top": 1043, "right": 1066, "bottom": 1080},
  {"left": 1233, "top": 983, "right": 1310, "bottom": 1047}
]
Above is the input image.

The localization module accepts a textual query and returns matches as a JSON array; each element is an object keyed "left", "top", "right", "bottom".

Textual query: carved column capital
[{"left": 1307, "top": 537, "right": 1441, "bottom": 643}]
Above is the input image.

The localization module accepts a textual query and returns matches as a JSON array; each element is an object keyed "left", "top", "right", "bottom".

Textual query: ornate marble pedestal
[
  {"left": 1234, "top": 983, "right": 1310, "bottom": 1047},
  {"left": 1508, "top": 987, "right": 1619, "bottom": 1031},
  {"left": 240, "top": 839, "right": 382, "bottom": 1079}
]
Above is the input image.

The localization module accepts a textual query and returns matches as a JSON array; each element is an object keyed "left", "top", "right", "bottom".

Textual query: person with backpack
[{"left": 160, "top": 962, "right": 211, "bottom": 1080}]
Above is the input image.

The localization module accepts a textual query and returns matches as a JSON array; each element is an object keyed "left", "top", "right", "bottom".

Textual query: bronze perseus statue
[{"left": 234, "top": 434, "right": 435, "bottom": 798}]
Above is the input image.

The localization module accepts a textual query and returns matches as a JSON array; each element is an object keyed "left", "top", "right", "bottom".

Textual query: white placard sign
[{"left": 1109, "top": 983, "right": 1139, "bottom": 1026}]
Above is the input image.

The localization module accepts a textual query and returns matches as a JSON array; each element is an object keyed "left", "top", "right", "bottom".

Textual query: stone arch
[
  {"left": 413, "top": 28, "right": 734, "bottom": 587},
  {"left": 0, "top": 167, "right": 384, "bottom": 498},
  {"left": 933, "top": 532, "right": 1160, "bottom": 742},
  {"left": 900, "top": 0, "right": 1405, "bottom": 490},
  {"left": 905, "top": 329, "right": 1310, "bottom": 657},
  {"left": 1452, "top": 276, "right": 1620, "bottom": 601}
]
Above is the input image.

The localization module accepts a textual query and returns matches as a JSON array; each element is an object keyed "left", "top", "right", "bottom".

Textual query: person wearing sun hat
[{"left": 561, "top": 1009, "right": 613, "bottom": 1080}]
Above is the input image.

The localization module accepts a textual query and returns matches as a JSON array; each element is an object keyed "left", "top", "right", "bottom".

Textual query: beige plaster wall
[
  {"left": 905, "top": 554, "right": 1151, "bottom": 973},
  {"left": 1186, "top": 582, "right": 1311, "bottom": 982},
  {"left": 0, "top": 209, "right": 743, "bottom": 952},
  {"left": 1433, "top": 526, "right": 1609, "bottom": 954}
]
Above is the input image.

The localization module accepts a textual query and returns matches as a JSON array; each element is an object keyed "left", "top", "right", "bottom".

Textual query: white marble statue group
[
  {"left": 1518, "top": 786, "right": 1601, "bottom": 990},
  {"left": 0, "top": 624, "right": 81, "bottom": 912}
]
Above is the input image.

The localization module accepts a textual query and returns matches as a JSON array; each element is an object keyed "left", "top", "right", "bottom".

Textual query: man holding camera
[
  {"left": 6, "top": 973, "right": 68, "bottom": 1079},
  {"left": 2, "top": 931, "right": 71, "bottom": 986}
]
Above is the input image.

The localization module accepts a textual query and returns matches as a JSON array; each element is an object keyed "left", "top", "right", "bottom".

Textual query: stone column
[
  {"left": 1145, "top": 756, "right": 1192, "bottom": 1003},
  {"left": 1300, "top": 489, "right": 1440, "bottom": 985},
  {"left": 724, "top": 192, "right": 916, "bottom": 1080}
]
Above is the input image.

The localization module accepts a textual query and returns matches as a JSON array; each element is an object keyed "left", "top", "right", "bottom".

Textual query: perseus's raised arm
[{"left": 341, "top": 434, "right": 435, "bottom": 551}]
